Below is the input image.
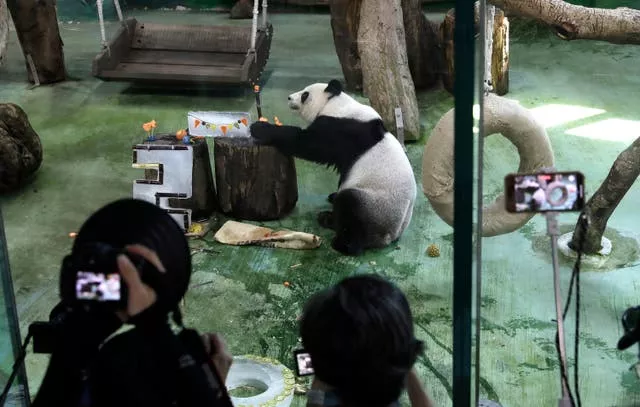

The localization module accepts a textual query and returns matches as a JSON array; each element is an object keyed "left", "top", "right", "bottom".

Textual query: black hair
[
  {"left": 299, "top": 274, "right": 422, "bottom": 407},
  {"left": 72, "top": 199, "right": 192, "bottom": 316}
]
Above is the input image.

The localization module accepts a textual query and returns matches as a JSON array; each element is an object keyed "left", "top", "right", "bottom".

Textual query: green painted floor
[{"left": 2, "top": 9, "right": 640, "bottom": 407}]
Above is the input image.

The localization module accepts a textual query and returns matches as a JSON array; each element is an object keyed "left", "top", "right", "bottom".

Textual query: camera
[
  {"left": 59, "top": 242, "right": 160, "bottom": 310},
  {"left": 293, "top": 349, "right": 314, "bottom": 376},
  {"left": 504, "top": 171, "right": 585, "bottom": 213}
]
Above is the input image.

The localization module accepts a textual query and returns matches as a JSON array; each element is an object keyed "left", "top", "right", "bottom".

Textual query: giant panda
[{"left": 249, "top": 80, "right": 417, "bottom": 256}]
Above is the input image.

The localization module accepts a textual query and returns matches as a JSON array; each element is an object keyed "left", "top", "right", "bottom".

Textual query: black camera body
[{"left": 59, "top": 242, "right": 160, "bottom": 311}]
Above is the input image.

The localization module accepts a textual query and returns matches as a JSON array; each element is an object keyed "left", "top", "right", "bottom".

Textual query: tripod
[{"left": 546, "top": 212, "right": 573, "bottom": 407}]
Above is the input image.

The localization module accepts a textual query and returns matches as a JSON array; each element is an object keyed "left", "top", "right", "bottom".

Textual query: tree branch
[
  {"left": 488, "top": 0, "right": 640, "bottom": 45},
  {"left": 570, "top": 136, "right": 640, "bottom": 254}
]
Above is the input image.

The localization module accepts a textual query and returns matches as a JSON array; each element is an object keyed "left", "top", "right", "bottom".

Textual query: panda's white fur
[{"left": 251, "top": 80, "right": 417, "bottom": 255}]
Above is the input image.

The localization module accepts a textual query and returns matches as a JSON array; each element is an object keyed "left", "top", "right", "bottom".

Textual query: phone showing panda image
[
  {"left": 75, "top": 271, "right": 122, "bottom": 302},
  {"left": 293, "top": 349, "right": 314, "bottom": 376},
  {"left": 504, "top": 171, "right": 585, "bottom": 213}
]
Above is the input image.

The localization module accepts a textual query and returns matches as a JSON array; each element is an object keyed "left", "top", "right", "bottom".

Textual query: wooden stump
[
  {"left": 6, "top": 0, "right": 66, "bottom": 84},
  {"left": 0, "top": 104, "right": 43, "bottom": 194},
  {"left": 440, "top": 9, "right": 455, "bottom": 94},
  {"left": 401, "top": 0, "right": 441, "bottom": 90},
  {"left": 491, "top": 9, "right": 509, "bottom": 96},
  {"left": 214, "top": 137, "right": 298, "bottom": 221},
  {"left": 329, "top": 0, "right": 363, "bottom": 91},
  {"left": 143, "top": 135, "right": 218, "bottom": 222},
  {"left": 0, "top": 0, "right": 8, "bottom": 67},
  {"left": 358, "top": 0, "right": 420, "bottom": 141}
]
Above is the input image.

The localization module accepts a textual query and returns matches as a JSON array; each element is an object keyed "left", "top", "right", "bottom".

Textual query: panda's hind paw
[
  {"left": 331, "top": 237, "right": 364, "bottom": 256},
  {"left": 317, "top": 211, "right": 335, "bottom": 229}
]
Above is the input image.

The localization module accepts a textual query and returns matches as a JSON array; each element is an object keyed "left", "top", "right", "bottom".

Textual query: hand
[
  {"left": 201, "top": 333, "right": 234, "bottom": 383},
  {"left": 116, "top": 244, "right": 167, "bottom": 321},
  {"left": 250, "top": 121, "right": 276, "bottom": 144}
]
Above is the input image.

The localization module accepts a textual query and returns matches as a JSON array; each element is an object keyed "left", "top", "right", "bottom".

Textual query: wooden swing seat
[{"left": 92, "top": 18, "right": 273, "bottom": 86}]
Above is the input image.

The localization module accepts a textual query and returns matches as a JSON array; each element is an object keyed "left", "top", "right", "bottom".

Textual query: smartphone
[
  {"left": 504, "top": 171, "right": 585, "bottom": 213},
  {"left": 75, "top": 271, "right": 122, "bottom": 302},
  {"left": 293, "top": 349, "right": 314, "bottom": 376}
]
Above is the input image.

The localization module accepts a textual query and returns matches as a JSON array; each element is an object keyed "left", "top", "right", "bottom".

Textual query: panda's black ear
[{"left": 325, "top": 80, "right": 343, "bottom": 98}]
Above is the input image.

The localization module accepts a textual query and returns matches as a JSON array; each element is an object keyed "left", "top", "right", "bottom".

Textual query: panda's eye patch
[{"left": 301, "top": 91, "right": 309, "bottom": 104}]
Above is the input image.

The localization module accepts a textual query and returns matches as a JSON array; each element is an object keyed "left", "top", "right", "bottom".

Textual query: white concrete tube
[
  {"left": 226, "top": 355, "right": 295, "bottom": 407},
  {"left": 422, "top": 93, "right": 555, "bottom": 237}
]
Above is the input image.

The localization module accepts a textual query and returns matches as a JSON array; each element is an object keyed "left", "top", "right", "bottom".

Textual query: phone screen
[
  {"left": 75, "top": 271, "right": 121, "bottom": 301},
  {"left": 505, "top": 171, "right": 585, "bottom": 213},
  {"left": 293, "top": 349, "right": 314, "bottom": 376}
]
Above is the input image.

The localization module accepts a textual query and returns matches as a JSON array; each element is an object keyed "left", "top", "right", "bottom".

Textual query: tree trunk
[
  {"left": 400, "top": 0, "right": 441, "bottom": 90},
  {"left": 358, "top": 0, "right": 420, "bottom": 141},
  {"left": 0, "top": 0, "right": 8, "bottom": 67},
  {"left": 6, "top": 0, "right": 66, "bottom": 84},
  {"left": 214, "top": 137, "right": 298, "bottom": 221},
  {"left": 440, "top": 9, "right": 455, "bottom": 94},
  {"left": 491, "top": 9, "right": 509, "bottom": 96},
  {"left": 570, "top": 137, "right": 640, "bottom": 254},
  {"left": 488, "top": 0, "right": 640, "bottom": 45},
  {"left": 328, "top": 0, "right": 363, "bottom": 91}
]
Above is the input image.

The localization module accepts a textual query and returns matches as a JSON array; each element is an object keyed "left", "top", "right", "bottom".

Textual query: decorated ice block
[
  {"left": 132, "top": 144, "right": 194, "bottom": 231},
  {"left": 187, "top": 111, "right": 251, "bottom": 138}
]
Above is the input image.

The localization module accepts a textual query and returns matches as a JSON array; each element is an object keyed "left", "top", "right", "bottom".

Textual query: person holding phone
[{"left": 298, "top": 274, "right": 436, "bottom": 407}]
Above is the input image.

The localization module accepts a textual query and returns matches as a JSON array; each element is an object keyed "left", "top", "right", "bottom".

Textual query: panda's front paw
[{"left": 250, "top": 121, "right": 276, "bottom": 144}]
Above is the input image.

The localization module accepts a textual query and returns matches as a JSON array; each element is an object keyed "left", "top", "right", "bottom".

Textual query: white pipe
[
  {"left": 485, "top": 5, "right": 496, "bottom": 93},
  {"left": 262, "top": 0, "right": 268, "bottom": 28},
  {"left": 250, "top": 0, "right": 259, "bottom": 52},
  {"left": 113, "top": 0, "right": 124, "bottom": 22},
  {"left": 97, "top": 0, "right": 107, "bottom": 46}
]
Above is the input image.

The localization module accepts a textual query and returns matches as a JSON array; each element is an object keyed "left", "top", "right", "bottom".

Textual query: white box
[{"left": 187, "top": 111, "right": 252, "bottom": 138}]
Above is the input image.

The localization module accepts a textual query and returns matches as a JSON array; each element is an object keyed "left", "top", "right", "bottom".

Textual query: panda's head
[{"left": 287, "top": 80, "right": 346, "bottom": 123}]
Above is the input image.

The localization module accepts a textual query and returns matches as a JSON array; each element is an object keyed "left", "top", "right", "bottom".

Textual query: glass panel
[
  {"left": 0, "top": 208, "right": 30, "bottom": 406},
  {"left": 475, "top": 0, "right": 640, "bottom": 406},
  {"left": 0, "top": 2, "right": 478, "bottom": 407}
]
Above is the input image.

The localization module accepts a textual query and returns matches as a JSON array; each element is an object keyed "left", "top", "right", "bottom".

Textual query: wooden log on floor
[
  {"left": 491, "top": 9, "right": 510, "bottom": 96},
  {"left": 6, "top": 0, "right": 66, "bottom": 84},
  {"left": 142, "top": 135, "right": 218, "bottom": 222},
  {"left": 358, "top": 0, "right": 420, "bottom": 141},
  {"left": 214, "top": 137, "right": 298, "bottom": 221},
  {"left": 328, "top": 0, "right": 363, "bottom": 91},
  {"left": 0, "top": 0, "right": 8, "bottom": 66}
]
